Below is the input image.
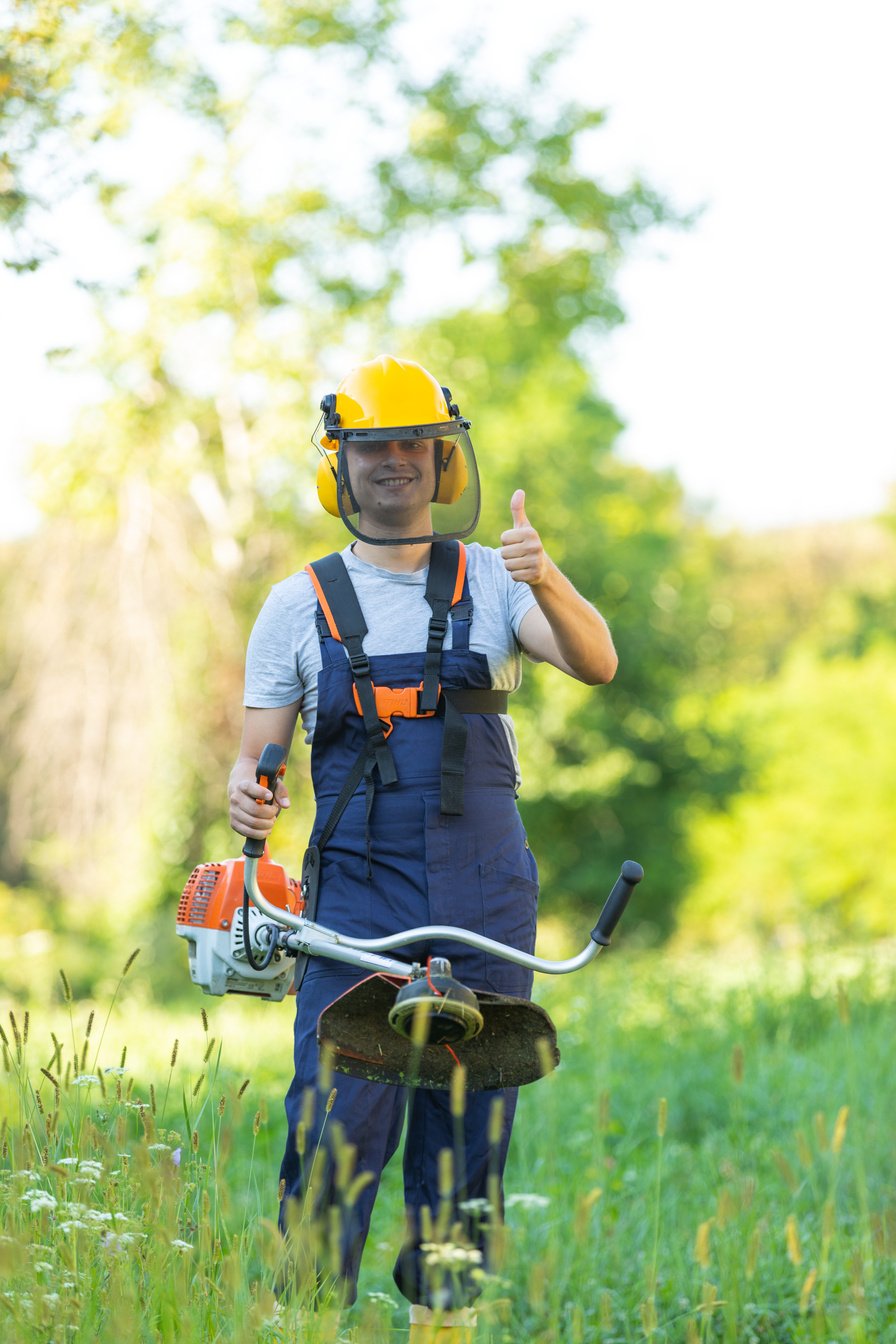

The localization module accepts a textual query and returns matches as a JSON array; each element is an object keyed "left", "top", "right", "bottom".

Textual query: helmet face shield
[
  {"left": 314, "top": 356, "right": 481, "bottom": 545},
  {"left": 323, "top": 425, "right": 481, "bottom": 546}
]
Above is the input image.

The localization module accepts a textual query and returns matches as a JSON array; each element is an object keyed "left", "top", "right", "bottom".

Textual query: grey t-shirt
[{"left": 244, "top": 543, "right": 539, "bottom": 772}]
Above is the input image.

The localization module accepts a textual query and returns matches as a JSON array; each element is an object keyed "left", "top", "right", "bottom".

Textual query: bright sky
[{"left": 2, "top": 0, "right": 894, "bottom": 536}]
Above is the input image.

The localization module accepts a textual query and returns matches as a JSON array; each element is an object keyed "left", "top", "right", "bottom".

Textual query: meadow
[{"left": 2, "top": 933, "right": 896, "bottom": 1343}]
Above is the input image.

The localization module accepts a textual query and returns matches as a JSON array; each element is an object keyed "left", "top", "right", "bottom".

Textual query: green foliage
[
  {"left": 4, "top": 1, "right": 894, "bottom": 950},
  {"left": 679, "top": 642, "right": 896, "bottom": 944},
  {"left": 3, "top": 946, "right": 896, "bottom": 1340}
]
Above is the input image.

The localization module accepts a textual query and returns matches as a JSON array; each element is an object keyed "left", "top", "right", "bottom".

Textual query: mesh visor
[{"left": 334, "top": 423, "right": 480, "bottom": 546}]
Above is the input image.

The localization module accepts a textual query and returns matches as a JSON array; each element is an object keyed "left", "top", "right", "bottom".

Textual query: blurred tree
[
  {"left": 0, "top": 0, "right": 209, "bottom": 269},
  {"left": 1, "top": 0, "right": 727, "bottom": 948},
  {"left": 677, "top": 641, "right": 896, "bottom": 943}
]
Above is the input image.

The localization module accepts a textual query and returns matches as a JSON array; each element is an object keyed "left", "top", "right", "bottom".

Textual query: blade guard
[
  {"left": 317, "top": 974, "right": 560, "bottom": 1090},
  {"left": 175, "top": 855, "right": 301, "bottom": 999}
]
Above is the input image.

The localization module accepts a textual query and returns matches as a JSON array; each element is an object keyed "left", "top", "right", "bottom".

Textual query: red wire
[
  {"left": 425, "top": 956, "right": 443, "bottom": 996},
  {"left": 427, "top": 958, "right": 462, "bottom": 1068}
]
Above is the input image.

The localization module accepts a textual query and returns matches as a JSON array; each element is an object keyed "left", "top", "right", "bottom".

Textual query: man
[{"left": 228, "top": 355, "right": 617, "bottom": 1338}]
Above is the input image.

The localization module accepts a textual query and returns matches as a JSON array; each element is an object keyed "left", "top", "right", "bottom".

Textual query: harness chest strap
[{"left": 305, "top": 542, "right": 508, "bottom": 817}]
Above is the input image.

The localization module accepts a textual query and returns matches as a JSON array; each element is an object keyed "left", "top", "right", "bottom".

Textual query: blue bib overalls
[{"left": 277, "top": 557, "right": 539, "bottom": 1307}]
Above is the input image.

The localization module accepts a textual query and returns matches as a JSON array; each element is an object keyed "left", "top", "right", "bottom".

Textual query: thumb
[{"left": 510, "top": 488, "right": 529, "bottom": 529}]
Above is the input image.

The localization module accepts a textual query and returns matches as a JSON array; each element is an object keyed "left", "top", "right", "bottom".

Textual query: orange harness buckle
[{"left": 352, "top": 680, "right": 440, "bottom": 737}]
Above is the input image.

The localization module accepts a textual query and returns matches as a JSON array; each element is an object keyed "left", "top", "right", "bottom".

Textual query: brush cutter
[{"left": 176, "top": 744, "right": 643, "bottom": 1090}]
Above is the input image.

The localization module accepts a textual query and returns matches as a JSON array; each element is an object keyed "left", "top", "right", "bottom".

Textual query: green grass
[{"left": 2, "top": 941, "right": 896, "bottom": 1342}]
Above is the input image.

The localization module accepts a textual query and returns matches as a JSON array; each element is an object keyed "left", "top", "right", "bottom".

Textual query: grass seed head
[
  {"left": 488, "top": 1097, "right": 505, "bottom": 1147},
  {"left": 831, "top": 1105, "right": 849, "bottom": 1155},
  {"left": 59, "top": 969, "right": 72, "bottom": 1003},
  {"left": 238, "top": 1078, "right": 250, "bottom": 1099},
  {"left": 786, "top": 1214, "right": 802, "bottom": 1265},
  {"left": 122, "top": 947, "right": 140, "bottom": 976},
  {"left": 450, "top": 1064, "right": 467, "bottom": 1119},
  {"left": 772, "top": 1150, "right": 799, "bottom": 1192},
  {"left": 799, "top": 1267, "right": 817, "bottom": 1313},
  {"left": 170, "top": 1039, "right": 179, "bottom": 1069},
  {"left": 657, "top": 1096, "right": 668, "bottom": 1138}
]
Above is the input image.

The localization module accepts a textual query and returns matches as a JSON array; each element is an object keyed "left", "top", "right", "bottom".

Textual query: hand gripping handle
[
  {"left": 590, "top": 860, "right": 644, "bottom": 946},
  {"left": 242, "top": 742, "right": 287, "bottom": 860}
]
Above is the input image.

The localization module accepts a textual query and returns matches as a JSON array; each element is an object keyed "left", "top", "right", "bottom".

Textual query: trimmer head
[{"left": 318, "top": 973, "right": 560, "bottom": 1090}]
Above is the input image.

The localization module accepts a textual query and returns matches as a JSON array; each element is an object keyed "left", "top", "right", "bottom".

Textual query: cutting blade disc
[{"left": 317, "top": 974, "right": 560, "bottom": 1090}]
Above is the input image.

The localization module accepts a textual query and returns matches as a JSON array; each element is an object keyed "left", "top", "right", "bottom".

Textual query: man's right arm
[{"left": 228, "top": 703, "right": 301, "bottom": 840}]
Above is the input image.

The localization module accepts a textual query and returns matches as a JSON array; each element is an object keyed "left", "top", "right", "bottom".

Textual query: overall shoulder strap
[
  {"left": 305, "top": 553, "right": 368, "bottom": 645},
  {"left": 420, "top": 541, "right": 465, "bottom": 712},
  {"left": 304, "top": 553, "right": 396, "bottom": 788}
]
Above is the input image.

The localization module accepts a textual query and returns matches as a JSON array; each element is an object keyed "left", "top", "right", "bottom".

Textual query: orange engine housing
[
  {"left": 177, "top": 854, "right": 302, "bottom": 931},
  {"left": 176, "top": 853, "right": 303, "bottom": 999}
]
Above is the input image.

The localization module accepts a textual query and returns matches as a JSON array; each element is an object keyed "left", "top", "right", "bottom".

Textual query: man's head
[{"left": 316, "top": 355, "right": 480, "bottom": 546}]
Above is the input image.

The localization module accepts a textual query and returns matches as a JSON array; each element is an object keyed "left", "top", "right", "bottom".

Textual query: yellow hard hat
[{"left": 315, "top": 355, "right": 479, "bottom": 545}]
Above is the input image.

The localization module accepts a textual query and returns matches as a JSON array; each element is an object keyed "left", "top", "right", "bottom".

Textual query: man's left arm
[{"left": 500, "top": 489, "right": 618, "bottom": 686}]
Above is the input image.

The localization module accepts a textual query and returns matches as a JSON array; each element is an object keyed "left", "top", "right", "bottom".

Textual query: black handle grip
[
  {"left": 242, "top": 742, "right": 287, "bottom": 860},
  {"left": 590, "top": 860, "right": 644, "bottom": 946}
]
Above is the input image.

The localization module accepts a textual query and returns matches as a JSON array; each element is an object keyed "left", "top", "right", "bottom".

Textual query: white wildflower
[
  {"left": 34, "top": 1261, "right": 54, "bottom": 1273},
  {"left": 505, "top": 1192, "right": 550, "bottom": 1211},
  {"left": 147, "top": 1143, "right": 171, "bottom": 1153},
  {"left": 57, "top": 1158, "right": 79, "bottom": 1167},
  {"left": 85, "top": 1210, "right": 113, "bottom": 1223},
  {"left": 58, "top": 1220, "right": 89, "bottom": 1232},
  {"left": 73, "top": 1074, "right": 101, "bottom": 1087},
  {"left": 43, "top": 1293, "right": 61, "bottom": 1306},
  {"left": 103, "top": 1232, "right": 141, "bottom": 1252},
  {"left": 366, "top": 1291, "right": 399, "bottom": 1308},
  {"left": 103, "top": 1066, "right": 127, "bottom": 1076},
  {"left": 420, "top": 1241, "right": 483, "bottom": 1269},
  {"left": 170, "top": 1239, "right": 193, "bottom": 1252},
  {"left": 22, "top": 1191, "right": 57, "bottom": 1213},
  {"left": 458, "top": 1198, "right": 492, "bottom": 1215},
  {"left": 77, "top": 1161, "right": 104, "bottom": 1178}
]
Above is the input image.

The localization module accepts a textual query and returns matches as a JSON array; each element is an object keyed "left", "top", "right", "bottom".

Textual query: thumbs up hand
[{"left": 500, "top": 488, "right": 549, "bottom": 585}]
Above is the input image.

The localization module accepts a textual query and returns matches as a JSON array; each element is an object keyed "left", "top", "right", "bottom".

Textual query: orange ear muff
[
  {"left": 433, "top": 438, "right": 469, "bottom": 504},
  {"left": 316, "top": 449, "right": 355, "bottom": 518}
]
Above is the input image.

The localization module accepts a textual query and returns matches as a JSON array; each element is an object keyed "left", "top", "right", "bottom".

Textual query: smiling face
[{"left": 343, "top": 438, "right": 437, "bottom": 538}]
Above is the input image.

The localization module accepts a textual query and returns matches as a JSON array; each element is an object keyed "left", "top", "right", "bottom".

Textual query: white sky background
[{"left": 1, "top": 0, "right": 894, "bottom": 537}]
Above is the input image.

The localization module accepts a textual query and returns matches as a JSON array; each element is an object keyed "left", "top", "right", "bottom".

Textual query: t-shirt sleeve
[{"left": 243, "top": 588, "right": 304, "bottom": 709}]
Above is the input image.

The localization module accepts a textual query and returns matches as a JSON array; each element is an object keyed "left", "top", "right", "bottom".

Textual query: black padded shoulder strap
[
  {"left": 305, "top": 552, "right": 396, "bottom": 788},
  {"left": 420, "top": 540, "right": 464, "bottom": 713},
  {"left": 306, "top": 551, "right": 368, "bottom": 648}
]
